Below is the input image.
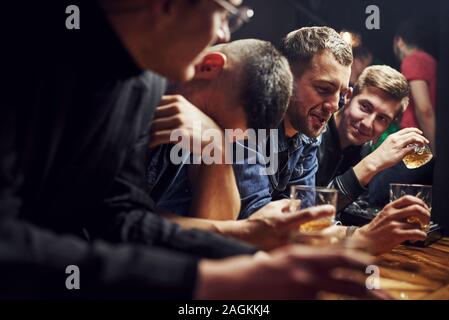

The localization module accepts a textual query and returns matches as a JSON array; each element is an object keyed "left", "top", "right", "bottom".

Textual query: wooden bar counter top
[{"left": 376, "top": 237, "right": 449, "bottom": 300}]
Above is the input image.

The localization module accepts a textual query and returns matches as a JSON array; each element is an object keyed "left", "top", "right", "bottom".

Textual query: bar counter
[{"left": 377, "top": 237, "right": 449, "bottom": 299}]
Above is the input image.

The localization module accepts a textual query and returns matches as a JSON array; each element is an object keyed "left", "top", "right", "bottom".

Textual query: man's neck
[
  {"left": 333, "top": 110, "right": 348, "bottom": 150},
  {"left": 283, "top": 117, "right": 298, "bottom": 138},
  {"left": 401, "top": 46, "right": 419, "bottom": 61}
]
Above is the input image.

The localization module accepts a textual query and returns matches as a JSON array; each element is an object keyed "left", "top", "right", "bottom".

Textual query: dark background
[{"left": 234, "top": 0, "right": 440, "bottom": 68}]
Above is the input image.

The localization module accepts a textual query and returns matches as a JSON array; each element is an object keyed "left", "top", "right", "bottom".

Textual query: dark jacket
[
  {"left": 316, "top": 117, "right": 371, "bottom": 210},
  {"left": 0, "top": 1, "right": 256, "bottom": 299}
]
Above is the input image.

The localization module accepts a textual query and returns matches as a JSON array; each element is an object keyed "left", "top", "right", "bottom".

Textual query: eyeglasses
[{"left": 212, "top": 0, "right": 254, "bottom": 33}]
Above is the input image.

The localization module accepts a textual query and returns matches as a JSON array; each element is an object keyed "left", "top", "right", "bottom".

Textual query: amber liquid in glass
[
  {"left": 402, "top": 145, "right": 433, "bottom": 169},
  {"left": 299, "top": 219, "right": 334, "bottom": 232}
]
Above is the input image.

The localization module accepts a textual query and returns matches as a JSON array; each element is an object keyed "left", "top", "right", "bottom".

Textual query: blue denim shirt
[
  {"left": 146, "top": 145, "right": 192, "bottom": 216},
  {"left": 147, "top": 124, "right": 320, "bottom": 219},
  {"left": 147, "top": 141, "right": 266, "bottom": 217},
  {"left": 234, "top": 123, "right": 321, "bottom": 219}
]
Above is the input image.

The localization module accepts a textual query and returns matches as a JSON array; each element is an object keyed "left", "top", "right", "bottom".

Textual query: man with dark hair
[
  {"left": 0, "top": 0, "right": 247, "bottom": 299},
  {"left": 147, "top": 39, "right": 293, "bottom": 219},
  {"left": 394, "top": 19, "right": 438, "bottom": 154}
]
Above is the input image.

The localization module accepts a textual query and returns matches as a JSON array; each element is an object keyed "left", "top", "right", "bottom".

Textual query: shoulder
[
  {"left": 402, "top": 52, "right": 427, "bottom": 80},
  {"left": 140, "top": 71, "right": 168, "bottom": 92},
  {"left": 402, "top": 51, "right": 436, "bottom": 76}
]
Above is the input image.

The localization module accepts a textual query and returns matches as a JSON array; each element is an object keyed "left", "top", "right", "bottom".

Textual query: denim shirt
[
  {"left": 147, "top": 124, "right": 320, "bottom": 219},
  {"left": 235, "top": 123, "right": 321, "bottom": 219},
  {"left": 146, "top": 144, "right": 192, "bottom": 216},
  {"left": 147, "top": 141, "right": 267, "bottom": 217}
]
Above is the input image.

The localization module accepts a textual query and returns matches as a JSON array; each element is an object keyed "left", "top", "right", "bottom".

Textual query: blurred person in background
[{"left": 394, "top": 19, "right": 438, "bottom": 154}]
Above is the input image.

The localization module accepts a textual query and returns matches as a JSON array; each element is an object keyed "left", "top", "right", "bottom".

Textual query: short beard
[{"left": 291, "top": 113, "right": 323, "bottom": 138}]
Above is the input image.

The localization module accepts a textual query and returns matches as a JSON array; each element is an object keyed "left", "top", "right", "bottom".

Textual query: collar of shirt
[
  {"left": 324, "top": 116, "right": 342, "bottom": 154},
  {"left": 277, "top": 121, "right": 321, "bottom": 154},
  {"left": 321, "top": 116, "right": 366, "bottom": 173}
]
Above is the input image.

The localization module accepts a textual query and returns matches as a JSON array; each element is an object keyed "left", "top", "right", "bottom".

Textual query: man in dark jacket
[
  {"left": 316, "top": 65, "right": 427, "bottom": 210},
  {"left": 1, "top": 0, "right": 257, "bottom": 299}
]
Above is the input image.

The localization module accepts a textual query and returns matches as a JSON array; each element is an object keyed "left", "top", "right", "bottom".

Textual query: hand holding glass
[
  {"left": 389, "top": 183, "right": 432, "bottom": 230},
  {"left": 290, "top": 186, "right": 338, "bottom": 232}
]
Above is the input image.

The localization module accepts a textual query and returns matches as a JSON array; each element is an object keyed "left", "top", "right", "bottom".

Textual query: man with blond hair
[{"left": 317, "top": 65, "right": 428, "bottom": 210}]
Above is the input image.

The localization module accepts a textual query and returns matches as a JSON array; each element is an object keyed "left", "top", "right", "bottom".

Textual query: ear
[
  {"left": 346, "top": 87, "right": 353, "bottom": 100},
  {"left": 194, "top": 52, "right": 227, "bottom": 80},
  {"left": 343, "top": 87, "right": 353, "bottom": 106}
]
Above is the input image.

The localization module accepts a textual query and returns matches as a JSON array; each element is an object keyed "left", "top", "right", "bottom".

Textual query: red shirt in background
[{"left": 400, "top": 50, "right": 437, "bottom": 129}]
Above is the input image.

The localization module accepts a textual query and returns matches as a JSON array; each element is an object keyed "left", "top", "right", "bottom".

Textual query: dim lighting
[{"left": 339, "top": 30, "right": 362, "bottom": 47}]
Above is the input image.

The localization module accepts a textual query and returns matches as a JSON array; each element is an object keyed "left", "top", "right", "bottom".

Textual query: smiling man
[
  {"left": 316, "top": 65, "right": 428, "bottom": 210},
  {"left": 235, "top": 26, "right": 353, "bottom": 219}
]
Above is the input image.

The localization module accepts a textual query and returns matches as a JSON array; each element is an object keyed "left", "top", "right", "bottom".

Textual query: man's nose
[
  {"left": 360, "top": 114, "right": 376, "bottom": 133},
  {"left": 324, "top": 93, "right": 340, "bottom": 113}
]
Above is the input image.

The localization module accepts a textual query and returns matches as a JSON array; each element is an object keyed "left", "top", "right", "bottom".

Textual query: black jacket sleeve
[
  {"left": 0, "top": 90, "right": 255, "bottom": 300},
  {"left": 0, "top": 2, "right": 257, "bottom": 298},
  {"left": 0, "top": 219, "right": 200, "bottom": 299},
  {"left": 94, "top": 73, "right": 257, "bottom": 260},
  {"left": 0, "top": 104, "right": 203, "bottom": 299},
  {"left": 328, "top": 168, "right": 367, "bottom": 211}
]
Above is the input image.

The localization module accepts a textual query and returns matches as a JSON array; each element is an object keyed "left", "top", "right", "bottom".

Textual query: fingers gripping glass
[
  {"left": 212, "top": 0, "right": 254, "bottom": 32},
  {"left": 389, "top": 183, "right": 432, "bottom": 231}
]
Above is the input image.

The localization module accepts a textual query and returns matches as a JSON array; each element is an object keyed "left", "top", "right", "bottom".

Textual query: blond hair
[
  {"left": 280, "top": 26, "right": 353, "bottom": 75},
  {"left": 353, "top": 65, "right": 410, "bottom": 112}
]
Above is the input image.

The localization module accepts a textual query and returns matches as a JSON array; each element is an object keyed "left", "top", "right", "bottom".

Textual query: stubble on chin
[{"left": 302, "top": 121, "right": 324, "bottom": 138}]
